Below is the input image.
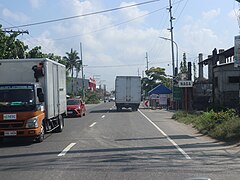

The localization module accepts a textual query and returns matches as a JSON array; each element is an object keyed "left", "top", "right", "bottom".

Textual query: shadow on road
[{"left": 115, "top": 135, "right": 196, "bottom": 142}]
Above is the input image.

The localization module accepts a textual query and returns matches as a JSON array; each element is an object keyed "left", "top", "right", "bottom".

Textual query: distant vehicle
[
  {"left": 109, "top": 96, "right": 115, "bottom": 102},
  {"left": 67, "top": 98, "right": 86, "bottom": 117},
  {"left": 104, "top": 97, "right": 109, "bottom": 103},
  {"left": 0, "top": 58, "right": 66, "bottom": 143},
  {"left": 115, "top": 76, "right": 141, "bottom": 111}
]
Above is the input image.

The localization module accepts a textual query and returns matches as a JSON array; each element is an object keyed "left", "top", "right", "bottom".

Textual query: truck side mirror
[{"left": 37, "top": 88, "right": 44, "bottom": 102}]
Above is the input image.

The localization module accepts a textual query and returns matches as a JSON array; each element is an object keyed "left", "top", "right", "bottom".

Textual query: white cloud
[
  {"left": 2, "top": 8, "right": 30, "bottom": 22},
  {"left": 26, "top": 31, "right": 62, "bottom": 56},
  {"left": 228, "top": 9, "right": 239, "bottom": 20},
  {"left": 29, "top": 0, "right": 170, "bottom": 89},
  {"left": 119, "top": 2, "right": 148, "bottom": 24},
  {"left": 179, "top": 22, "right": 223, "bottom": 59},
  {"left": 29, "top": 0, "right": 41, "bottom": 8},
  {"left": 202, "top": 8, "right": 220, "bottom": 20}
]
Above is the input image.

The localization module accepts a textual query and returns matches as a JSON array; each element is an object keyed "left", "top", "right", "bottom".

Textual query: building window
[{"left": 229, "top": 76, "right": 240, "bottom": 83}]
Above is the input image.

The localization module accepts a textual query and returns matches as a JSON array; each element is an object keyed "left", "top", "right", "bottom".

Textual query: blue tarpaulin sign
[{"left": 148, "top": 84, "right": 172, "bottom": 95}]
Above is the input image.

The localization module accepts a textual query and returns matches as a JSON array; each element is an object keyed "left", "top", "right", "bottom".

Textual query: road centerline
[
  {"left": 89, "top": 122, "right": 97, "bottom": 127},
  {"left": 138, "top": 110, "right": 191, "bottom": 160},
  {"left": 58, "top": 143, "right": 76, "bottom": 157}
]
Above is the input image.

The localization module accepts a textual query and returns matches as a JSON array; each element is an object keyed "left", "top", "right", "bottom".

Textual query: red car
[{"left": 67, "top": 98, "right": 86, "bottom": 117}]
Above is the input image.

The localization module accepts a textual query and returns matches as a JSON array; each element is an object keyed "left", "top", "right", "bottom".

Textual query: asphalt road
[{"left": 0, "top": 102, "right": 240, "bottom": 180}]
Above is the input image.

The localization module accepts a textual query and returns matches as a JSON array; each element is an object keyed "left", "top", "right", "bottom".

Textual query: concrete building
[
  {"left": 194, "top": 47, "right": 240, "bottom": 110},
  {"left": 66, "top": 77, "right": 89, "bottom": 95}
]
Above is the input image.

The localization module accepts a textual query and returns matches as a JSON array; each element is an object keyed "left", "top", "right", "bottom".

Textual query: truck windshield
[{"left": 0, "top": 85, "right": 36, "bottom": 112}]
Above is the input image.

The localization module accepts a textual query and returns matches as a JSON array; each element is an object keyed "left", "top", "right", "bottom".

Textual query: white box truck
[
  {"left": 0, "top": 58, "right": 66, "bottom": 143},
  {"left": 115, "top": 76, "right": 141, "bottom": 111}
]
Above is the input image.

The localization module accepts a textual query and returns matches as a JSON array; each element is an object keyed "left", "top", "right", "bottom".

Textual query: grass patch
[{"left": 172, "top": 109, "right": 240, "bottom": 142}]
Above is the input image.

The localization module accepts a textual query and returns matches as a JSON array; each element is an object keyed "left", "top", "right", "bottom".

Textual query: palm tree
[{"left": 63, "top": 48, "right": 81, "bottom": 95}]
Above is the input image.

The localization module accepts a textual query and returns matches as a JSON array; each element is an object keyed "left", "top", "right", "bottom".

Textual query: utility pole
[
  {"left": 145, "top": 52, "right": 149, "bottom": 71},
  {"left": 2, "top": 30, "right": 29, "bottom": 35},
  {"left": 168, "top": 0, "right": 175, "bottom": 77},
  {"left": 80, "top": 42, "right": 85, "bottom": 100}
]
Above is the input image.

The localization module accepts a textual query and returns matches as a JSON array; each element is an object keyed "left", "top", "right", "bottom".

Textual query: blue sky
[{"left": 0, "top": 0, "right": 239, "bottom": 90}]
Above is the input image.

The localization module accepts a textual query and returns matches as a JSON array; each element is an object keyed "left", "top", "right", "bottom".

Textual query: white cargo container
[
  {"left": 115, "top": 76, "right": 141, "bottom": 111},
  {"left": 0, "top": 58, "right": 66, "bottom": 142}
]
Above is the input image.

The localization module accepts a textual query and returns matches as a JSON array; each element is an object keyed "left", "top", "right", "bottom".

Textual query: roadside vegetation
[
  {"left": 84, "top": 91, "right": 100, "bottom": 104},
  {"left": 172, "top": 109, "right": 240, "bottom": 142}
]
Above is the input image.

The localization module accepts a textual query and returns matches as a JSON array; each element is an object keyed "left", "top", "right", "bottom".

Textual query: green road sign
[{"left": 173, "top": 86, "right": 182, "bottom": 101}]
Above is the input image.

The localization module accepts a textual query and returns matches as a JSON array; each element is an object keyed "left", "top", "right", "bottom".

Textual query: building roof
[
  {"left": 199, "top": 47, "right": 234, "bottom": 65},
  {"left": 148, "top": 84, "right": 172, "bottom": 95}
]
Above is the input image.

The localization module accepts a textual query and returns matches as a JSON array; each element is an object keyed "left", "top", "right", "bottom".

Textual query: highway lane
[{"left": 0, "top": 102, "right": 239, "bottom": 180}]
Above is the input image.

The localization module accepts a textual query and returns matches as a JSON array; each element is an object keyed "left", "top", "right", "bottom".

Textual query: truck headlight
[{"left": 26, "top": 117, "right": 39, "bottom": 128}]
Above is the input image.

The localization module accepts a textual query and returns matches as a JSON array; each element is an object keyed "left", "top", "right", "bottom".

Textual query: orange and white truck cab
[{"left": 0, "top": 58, "right": 66, "bottom": 143}]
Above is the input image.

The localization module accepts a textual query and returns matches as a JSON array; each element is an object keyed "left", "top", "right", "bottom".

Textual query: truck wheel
[
  {"left": 0, "top": 138, "right": 4, "bottom": 143},
  {"left": 117, "top": 106, "right": 121, "bottom": 111},
  {"left": 35, "top": 123, "right": 45, "bottom": 143},
  {"left": 56, "top": 115, "right": 63, "bottom": 133},
  {"left": 132, "top": 106, "right": 138, "bottom": 111}
]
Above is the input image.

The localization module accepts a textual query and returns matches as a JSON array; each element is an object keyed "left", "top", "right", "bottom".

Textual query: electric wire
[
  {"left": 85, "top": 60, "right": 171, "bottom": 69},
  {"left": 173, "top": 0, "right": 189, "bottom": 26},
  {"left": 52, "top": 7, "right": 166, "bottom": 41},
  {"left": 3, "top": 0, "right": 162, "bottom": 29}
]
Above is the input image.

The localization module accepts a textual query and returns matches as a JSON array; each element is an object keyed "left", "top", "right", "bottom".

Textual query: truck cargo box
[{"left": 115, "top": 76, "right": 141, "bottom": 111}]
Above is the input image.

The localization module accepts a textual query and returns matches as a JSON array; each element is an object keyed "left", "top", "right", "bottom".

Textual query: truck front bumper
[{"left": 0, "top": 127, "right": 41, "bottom": 138}]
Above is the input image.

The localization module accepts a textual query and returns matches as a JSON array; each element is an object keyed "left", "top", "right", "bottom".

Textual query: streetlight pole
[{"left": 159, "top": 36, "right": 178, "bottom": 75}]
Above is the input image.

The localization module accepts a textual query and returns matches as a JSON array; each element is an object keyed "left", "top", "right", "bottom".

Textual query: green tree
[
  {"left": 0, "top": 26, "right": 28, "bottom": 59},
  {"left": 142, "top": 67, "right": 171, "bottom": 96},
  {"left": 27, "top": 46, "right": 45, "bottom": 58},
  {"left": 63, "top": 48, "right": 81, "bottom": 94},
  {"left": 180, "top": 53, "right": 187, "bottom": 74}
]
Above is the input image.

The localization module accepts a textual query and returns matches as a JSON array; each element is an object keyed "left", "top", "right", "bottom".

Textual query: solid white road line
[
  {"left": 89, "top": 122, "right": 97, "bottom": 128},
  {"left": 138, "top": 110, "right": 191, "bottom": 160},
  {"left": 58, "top": 143, "right": 76, "bottom": 157}
]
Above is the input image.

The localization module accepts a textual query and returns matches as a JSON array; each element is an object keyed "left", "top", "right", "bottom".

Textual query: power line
[
  {"left": 173, "top": 0, "right": 189, "bottom": 26},
  {"left": 0, "top": 17, "right": 57, "bottom": 53},
  {"left": 4, "top": 0, "right": 162, "bottom": 29},
  {"left": 85, "top": 61, "right": 171, "bottom": 69},
  {"left": 53, "top": 7, "right": 165, "bottom": 41}
]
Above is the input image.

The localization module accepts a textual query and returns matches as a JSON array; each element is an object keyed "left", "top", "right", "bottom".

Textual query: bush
[
  {"left": 85, "top": 91, "right": 100, "bottom": 104},
  {"left": 172, "top": 109, "right": 240, "bottom": 142},
  {"left": 172, "top": 111, "right": 200, "bottom": 125}
]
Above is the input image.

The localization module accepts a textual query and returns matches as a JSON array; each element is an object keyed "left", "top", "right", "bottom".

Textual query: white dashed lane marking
[
  {"left": 89, "top": 122, "right": 97, "bottom": 128},
  {"left": 58, "top": 143, "right": 76, "bottom": 157}
]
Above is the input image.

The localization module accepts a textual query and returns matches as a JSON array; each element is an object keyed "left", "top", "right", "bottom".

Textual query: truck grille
[{"left": 0, "top": 120, "right": 25, "bottom": 129}]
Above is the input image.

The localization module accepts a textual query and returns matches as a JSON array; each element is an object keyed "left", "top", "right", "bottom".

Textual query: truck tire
[
  {"left": 55, "top": 115, "right": 64, "bottom": 133},
  {"left": 35, "top": 123, "right": 45, "bottom": 143},
  {"left": 116, "top": 106, "right": 121, "bottom": 112},
  {"left": 132, "top": 107, "right": 137, "bottom": 111},
  {"left": 0, "top": 138, "right": 4, "bottom": 143}
]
